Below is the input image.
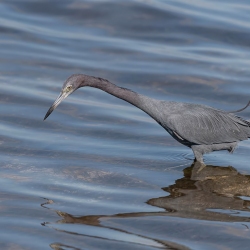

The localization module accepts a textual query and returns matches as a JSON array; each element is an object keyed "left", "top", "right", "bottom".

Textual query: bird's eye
[{"left": 65, "top": 85, "right": 72, "bottom": 92}]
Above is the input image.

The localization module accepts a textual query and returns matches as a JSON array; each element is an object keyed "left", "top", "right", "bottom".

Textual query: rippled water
[{"left": 1, "top": 1, "right": 250, "bottom": 249}]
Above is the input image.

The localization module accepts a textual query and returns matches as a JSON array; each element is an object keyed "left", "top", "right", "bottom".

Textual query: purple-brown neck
[{"left": 80, "top": 75, "right": 141, "bottom": 108}]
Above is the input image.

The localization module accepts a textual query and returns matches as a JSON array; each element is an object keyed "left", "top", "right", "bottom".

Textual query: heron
[{"left": 44, "top": 74, "right": 250, "bottom": 164}]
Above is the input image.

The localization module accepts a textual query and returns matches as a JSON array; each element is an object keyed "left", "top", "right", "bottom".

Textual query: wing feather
[{"left": 160, "top": 102, "right": 250, "bottom": 145}]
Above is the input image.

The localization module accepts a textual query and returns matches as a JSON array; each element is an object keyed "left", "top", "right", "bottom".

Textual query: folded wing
[{"left": 162, "top": 103, "right": 250, "bottom": 145}]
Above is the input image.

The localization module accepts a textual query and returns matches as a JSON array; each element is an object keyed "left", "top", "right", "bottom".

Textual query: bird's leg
[
  {"left": 191, "top": 160, "right": 207, "bottom": 180},
  {"left": 193, "top": 160, "right": 206, "bottom": 173},
  {"left": 191, "top": 146, "right": 204, "bottom": 163},
  {"left": 191, "top": 145, "right": 206, "bottom": 172}
]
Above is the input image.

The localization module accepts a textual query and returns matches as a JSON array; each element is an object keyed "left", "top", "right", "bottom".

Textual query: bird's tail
[{"left": 229, "top": 100, "right": 250, "bottom": 113}]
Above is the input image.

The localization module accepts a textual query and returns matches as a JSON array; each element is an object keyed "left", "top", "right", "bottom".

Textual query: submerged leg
[
  {"left": 191, "top": 145, "right": 207, "bottom": 172},
  {"left": 191, "top": 142, "right": 238, "bottom": 166},
  {"left": 191, "top": 145, "right": 204, "bottom": 163},
  {"left": 191, "top": 160, "right": 207, "bottom": 179}
]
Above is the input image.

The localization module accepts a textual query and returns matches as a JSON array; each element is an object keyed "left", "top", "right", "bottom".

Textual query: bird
[{"left": 44, "top": 74, "right": 250, "bottom": 164}]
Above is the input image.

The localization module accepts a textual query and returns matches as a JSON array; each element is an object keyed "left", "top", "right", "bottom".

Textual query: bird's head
[{"left": 44, "top": 74, "right": 86, "bottom": 120}]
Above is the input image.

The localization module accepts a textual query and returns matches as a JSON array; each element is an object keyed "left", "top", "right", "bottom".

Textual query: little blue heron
[{"left": 44, "top": 74, "right": 250, "bottom": 164}]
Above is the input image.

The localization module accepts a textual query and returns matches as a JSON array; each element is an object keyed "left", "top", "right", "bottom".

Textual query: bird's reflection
[
  {"left": 148, "top": 162, "right": 250, "bottom": 222},
  {"left": 44, "top": 162, "right": 250, "bottom": 249}
]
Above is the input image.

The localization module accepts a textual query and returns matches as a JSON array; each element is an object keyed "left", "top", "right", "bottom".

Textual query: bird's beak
[{"left": 44, "top": 91, "right": 68, "bottom": 120}]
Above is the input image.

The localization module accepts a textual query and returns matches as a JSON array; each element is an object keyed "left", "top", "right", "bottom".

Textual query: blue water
[{"left": 1, "top": 1, "right": 250, "bottom": 249}]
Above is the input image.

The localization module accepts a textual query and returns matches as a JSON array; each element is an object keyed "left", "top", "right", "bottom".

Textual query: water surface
[{"left": 1, "top": 1, "right": 250, "bottom": 249}]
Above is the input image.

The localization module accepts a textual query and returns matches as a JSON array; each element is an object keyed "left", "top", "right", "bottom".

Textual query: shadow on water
[{"left": 42, "top": 163, "right": 250, "bottom": 250}]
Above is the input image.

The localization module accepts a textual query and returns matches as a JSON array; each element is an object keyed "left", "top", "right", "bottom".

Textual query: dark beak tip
[
  {"left": 44, "top": 108, "right": 53, "bottom": 121},
  {"left": 44, "top": 92, "right": 65, "bottom": 121}
]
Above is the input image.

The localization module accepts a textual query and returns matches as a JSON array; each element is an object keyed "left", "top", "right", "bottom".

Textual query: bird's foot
[
  {"left": 191, "top": 161, "right": 207, "bottom": 180},
  {"left": 193, "top": 161, "right": 206, "bottom": 173}
]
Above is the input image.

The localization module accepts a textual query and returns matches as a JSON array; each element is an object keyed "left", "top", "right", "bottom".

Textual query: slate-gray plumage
[{"left": 44, "top": 74, "right": 250, "bottom": 163}]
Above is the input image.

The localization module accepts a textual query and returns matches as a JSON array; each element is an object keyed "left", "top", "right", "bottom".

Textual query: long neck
[
  {"left": 83, "top": 77, "right": 142, "bottom": 109},
  {"left": 80, "top": 76, "right": 161, "bottom": 122}
]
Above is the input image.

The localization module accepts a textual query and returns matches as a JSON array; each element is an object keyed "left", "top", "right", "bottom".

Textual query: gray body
[
  {"left": 139, "top": 97, "right": 249, "bottom": 162},
  {"left": 44, "top": 74, "right": 250, "bottom": 163}
]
